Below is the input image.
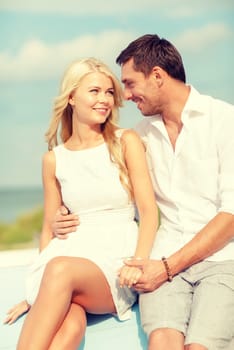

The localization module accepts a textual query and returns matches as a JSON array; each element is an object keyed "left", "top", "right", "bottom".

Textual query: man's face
[{"left": 121, "top": 58, "right": 161, "bottom": 116}]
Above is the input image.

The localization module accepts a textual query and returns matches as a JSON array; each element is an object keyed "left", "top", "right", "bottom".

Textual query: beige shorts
[{"left": 140, "top": 260, "right": 234, "bottom": 349}]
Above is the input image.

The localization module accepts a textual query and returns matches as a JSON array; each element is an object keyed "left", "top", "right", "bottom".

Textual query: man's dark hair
[{"left": 116, "top": 34, "right": 186, "bottom": 83}]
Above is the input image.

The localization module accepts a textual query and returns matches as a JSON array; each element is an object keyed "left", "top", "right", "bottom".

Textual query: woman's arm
[
  {"left": 39, "top": 150, "right": 62, "bottom": 251},
  {"left": 3, "top": 300, "right": 30, "bottom": 324},
  {"left": 119, "top": 129, "right": 158, "bottom": 287},
  {"left": 124, "top": 129, "right": 158, "bottom": 258},
  {"left": 4, "top": 150, "right": 62, "bottom": 324}
]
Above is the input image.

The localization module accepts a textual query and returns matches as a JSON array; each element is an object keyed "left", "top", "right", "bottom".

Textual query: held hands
[
  {"left": 123, "top": 258, "right": 169, "bottom": 292},
  {"left": 118, "top": 264, "right": 143, "bottom": 288},
  {"left": 3, "top": 300, "right": 30, "bottom": 325},
  {"left": 52, "top": 205, "right": 79, "bottom": 239}
]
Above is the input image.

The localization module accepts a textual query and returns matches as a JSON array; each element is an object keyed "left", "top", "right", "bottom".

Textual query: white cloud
[
  {"left": 174, "top": 23, "right": 234, "bottom": 53},
  {"left": 0, "top": 31, "right": 136, "bottom": 81},
  {"left": 1, "top": 0, "right": 233, "bottom": 15},
  {"left": 0, "top": 23, "right": 233, "bottom": 82},
  {"left": 0, "top": 0, "right": 169, "bottom": 14},
  {"left": 167, "top": 1, "right": 234, "bottom": 18}
]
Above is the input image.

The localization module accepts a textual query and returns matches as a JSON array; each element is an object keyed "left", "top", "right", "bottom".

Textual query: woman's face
[{"left": 69, "top": 72, "right": 115, "bottom": 126}]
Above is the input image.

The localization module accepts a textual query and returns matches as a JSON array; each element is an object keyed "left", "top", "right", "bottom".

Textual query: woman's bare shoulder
[{"left": 42, "top": 149, "right": 56, "bottom": 167}]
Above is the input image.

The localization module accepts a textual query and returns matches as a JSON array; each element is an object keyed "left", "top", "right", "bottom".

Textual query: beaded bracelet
[{"left": 161, "top": 256, "right": 173, "bottom": 282}]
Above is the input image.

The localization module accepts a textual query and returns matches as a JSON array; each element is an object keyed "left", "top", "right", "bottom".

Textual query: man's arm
[
  {"left": 52, "top": 205, "right": 80, "bottom": 239},
  {"left": 126, "top": 212, "right": 234, "bottom": 292},
  {"left": 168, "top": 211, "right": 234, "bottom": 274}
]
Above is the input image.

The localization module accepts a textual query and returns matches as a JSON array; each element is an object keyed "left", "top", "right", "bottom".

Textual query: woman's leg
[
  {"left": 49, "top": 303, "right": 87, "bottom": 350},
  {"left": 17, "top": 256, "right": 116, "bottom": 350}
]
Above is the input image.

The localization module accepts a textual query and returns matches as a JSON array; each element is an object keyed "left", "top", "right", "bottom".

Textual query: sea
[{"left": 0, "top": 187, "right": 43, "bottom": 223}]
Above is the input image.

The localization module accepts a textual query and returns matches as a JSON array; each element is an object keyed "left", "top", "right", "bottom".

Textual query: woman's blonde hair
[{"left": 45, "top": 57, "right": 132, "bottom": 198}]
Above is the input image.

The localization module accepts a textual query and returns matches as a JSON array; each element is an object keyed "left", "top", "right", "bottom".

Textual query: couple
[{"left": 5, "top": 34, "right": 234, "bottom": 350}]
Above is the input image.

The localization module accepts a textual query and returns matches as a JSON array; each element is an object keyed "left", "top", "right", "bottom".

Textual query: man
[{"left": 53, "top": 34, "right": 234, "bottom": 350}]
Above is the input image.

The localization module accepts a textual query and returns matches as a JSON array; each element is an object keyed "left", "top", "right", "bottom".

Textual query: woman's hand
[
  {"left": 118, "top": 264, "right": 143, "bottom": 288},
  {"left": 124, "top": 258, "right": 168, "bottom": 292},
  {"left": 3, "top": 300, "right": 30, "bottom": 325}
]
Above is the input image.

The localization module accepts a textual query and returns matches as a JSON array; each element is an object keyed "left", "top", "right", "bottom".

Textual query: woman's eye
[
  {"left": 90, "top": 89, "right": 98, "bottom": 93},
  {"left": 107, "top": 90, "right": 114, "bottom": 96}
]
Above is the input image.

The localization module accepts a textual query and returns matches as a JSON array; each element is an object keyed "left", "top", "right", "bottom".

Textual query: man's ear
[{"left": 152, "top": 66, "right": 163, "bottom": 87}]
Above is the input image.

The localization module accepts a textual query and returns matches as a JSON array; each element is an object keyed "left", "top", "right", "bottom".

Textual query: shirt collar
[
  {"left": 149, "top": 85, "right": 208, "bottom": 129},
  {"left": 183, "top": 85, "right": 207, "bottom": 114}
]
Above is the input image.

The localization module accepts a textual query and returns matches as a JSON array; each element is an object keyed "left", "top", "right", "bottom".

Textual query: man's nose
[{"left": 123, "top": 89, "right": 132, "bottom": 100}]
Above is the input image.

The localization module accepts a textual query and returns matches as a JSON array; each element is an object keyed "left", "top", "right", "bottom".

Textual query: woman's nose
[{"left": 98, "top": 92, "right": 108, "bottom": 103}]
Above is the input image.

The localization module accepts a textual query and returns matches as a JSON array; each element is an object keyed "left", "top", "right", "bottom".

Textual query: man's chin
[
  {"left": 136, "top": 104, "right": 154, "bottom": 117},
  {"left": 141, "top": 111, "right": 154, "bottom": 117},
  {"left": 137, "top": 105, "right": 146, "bottom": 115}
]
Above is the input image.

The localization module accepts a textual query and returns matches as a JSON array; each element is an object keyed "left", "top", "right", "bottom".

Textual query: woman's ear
[{"left": 69, "top": 94, "right": 75, "bottom": 106}]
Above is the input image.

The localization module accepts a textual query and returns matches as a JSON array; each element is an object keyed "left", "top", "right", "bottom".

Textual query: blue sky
[{"left": 0, "top": 0, "right": 233, "bottom": 188}]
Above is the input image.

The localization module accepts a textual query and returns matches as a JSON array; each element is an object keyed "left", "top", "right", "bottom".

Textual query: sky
[{"left": 0, "top": 0, "right": 233, "bottom": 189}]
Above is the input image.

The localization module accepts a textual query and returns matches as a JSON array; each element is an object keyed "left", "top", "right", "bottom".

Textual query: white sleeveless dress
[{"left": 25, "top": 139, "right": 139, "bottom": 320}]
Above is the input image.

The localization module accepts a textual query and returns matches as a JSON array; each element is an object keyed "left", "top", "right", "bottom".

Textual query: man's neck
[{"left": 162, "top": 84, "right": 190, "bottom": 148}]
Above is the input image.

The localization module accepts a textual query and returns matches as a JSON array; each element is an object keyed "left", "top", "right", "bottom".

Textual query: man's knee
[
  {"left": 185, "top": 344, "right": 208, "bottom": 350},
  {"left": 148, "top": 328, "right": 184, "bottom": 350}
]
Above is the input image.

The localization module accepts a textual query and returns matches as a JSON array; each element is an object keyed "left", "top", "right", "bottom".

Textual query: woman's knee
[
  {"left": 62, "top": 317, "right": 86, "bottom": 345},
  {"left": 49, "top": 318, "right": 86, "bottom": 350},
  {"left": 43, "top": 257, "right": 73, "bottom": 288},
  {"left": 45, "top": 257, "right": 70, "bottom": 275},
  {"left": 50, "top": 305, "right": 87, "bottom": 350}
]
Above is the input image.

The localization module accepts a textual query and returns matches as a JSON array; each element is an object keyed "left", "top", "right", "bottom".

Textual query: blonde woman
[{"left": 6, "top": 58, "right": 158, "bottom": 350}]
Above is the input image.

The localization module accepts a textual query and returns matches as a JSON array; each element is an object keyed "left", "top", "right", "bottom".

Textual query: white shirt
[{"left": 135, "top": 86, "right": 234, "bottom": 261}]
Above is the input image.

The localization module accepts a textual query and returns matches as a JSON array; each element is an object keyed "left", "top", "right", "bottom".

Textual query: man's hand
[
  {"left": 124, "top": 258, "right": 168, "bottom": 293},
  {"left": 52, "top": 205, "right": 79, "bottom": 239}
]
